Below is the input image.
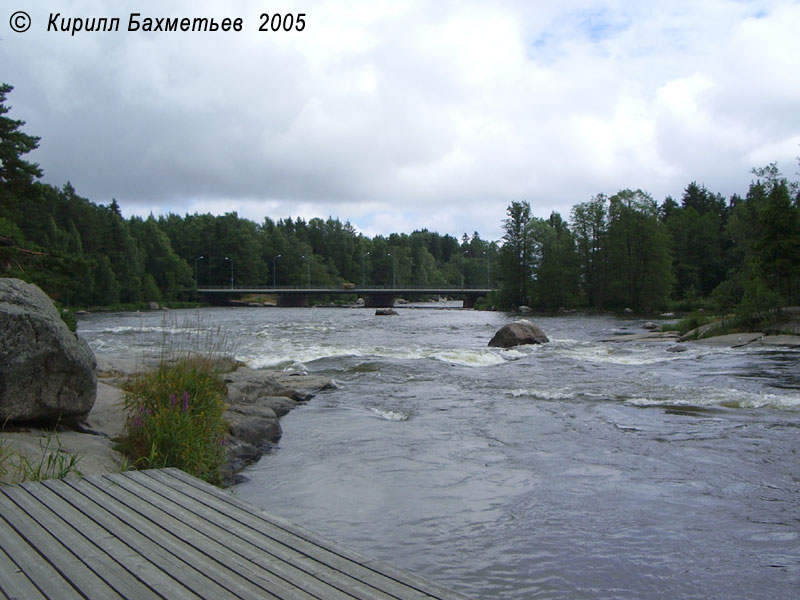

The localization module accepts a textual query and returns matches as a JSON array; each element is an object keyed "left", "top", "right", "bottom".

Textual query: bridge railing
[{"left": 195, "top": 285, "right": 494, "bottom": 292}]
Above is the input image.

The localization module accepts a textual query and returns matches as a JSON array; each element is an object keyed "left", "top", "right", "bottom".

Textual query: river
[{"left": 77, "top": 305, "right": 800, "bottom": 599}]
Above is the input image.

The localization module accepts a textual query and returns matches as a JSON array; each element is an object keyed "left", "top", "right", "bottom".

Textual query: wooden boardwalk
[{"left": 0, "top": 468, "right": 472, "bottom": 600}]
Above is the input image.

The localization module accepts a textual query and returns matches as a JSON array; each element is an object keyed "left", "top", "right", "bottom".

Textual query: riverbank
[{"left": 0, "top": 351, "right": 333, "bottom": 485}]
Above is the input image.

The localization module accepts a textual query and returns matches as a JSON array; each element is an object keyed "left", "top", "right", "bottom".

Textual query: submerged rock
[
  {"left": 0, "top": 278, "right": 97, "bottom": 424},
  {"left": 375, "top": 308, "right": 398, "bottom": 316},
  {"left": 488, "top": 319, "right": 549, "bottom": 348}
]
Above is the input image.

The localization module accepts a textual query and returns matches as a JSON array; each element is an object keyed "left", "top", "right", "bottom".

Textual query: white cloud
[{"left": 3, "top": 0, "right": 799, "bottom": 241}]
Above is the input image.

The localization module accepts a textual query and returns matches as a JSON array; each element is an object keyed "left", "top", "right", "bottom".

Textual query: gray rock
[
  {"left": 0, "top": 278, "right": 97, "bottom": 424},
  {"left": 225, "top": 403, "right": 282, "bottom": 447},
  {"left": 679, "top": 320, "right": 725, "bottom": 341},
  {"left": 763, "top": 319, "right": 800, "bottom": 336},
  {"left": 753, "top": 335, "right": 800, "bottom": 348},
  {"left": 666, "top": 344, "right": 688, "bottom": 353},
  {"left": 688, "top": 332, "right": 764, "bottom": 347},
  {"left": 518, "top": 305, "right": 532, "bottom": 313},
  {"left": 488, "top": 319, "right": 549, "bottom": 348},
  {"left": 220, "top": 366, "right": 334, "bottom": 480},
  {"left": 375, "top": 308, "right": 398, "bottom": 316},
  {"left": 598, "top": 331, "right": 679, "bottom": 342},
  {"left": 642, "top": 321, "right": 658, "bottom": 330}
]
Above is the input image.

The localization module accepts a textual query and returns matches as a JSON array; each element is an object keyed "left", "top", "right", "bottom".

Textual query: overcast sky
[{"left": 3, "top": 0, "right": 799, "bottom": 241}]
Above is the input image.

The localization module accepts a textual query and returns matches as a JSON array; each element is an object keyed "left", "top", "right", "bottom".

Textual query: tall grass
[
  {"left": 120, "top": 359, "right": 229, "bottom": 485},
  {"left": 1, "top": 430, "right": 83, "bottom": 485},
  {"left": 118, "top": 314, "right": 238, "bottom": 486}
]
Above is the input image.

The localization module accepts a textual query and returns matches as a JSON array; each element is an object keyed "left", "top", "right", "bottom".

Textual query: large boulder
[
  {"left": 0, "top": 278, "right": 97, "bottom": 423},
  {"left": 488, "top": 319, "right": 549, "bottom": 348}
]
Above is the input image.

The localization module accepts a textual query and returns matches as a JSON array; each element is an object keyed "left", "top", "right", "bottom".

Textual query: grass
[
  {"left": 117, "top": 314, "right": 238, "bottom": 486},
  {"left": 1, "top": 429, "right": 83, "bottom": 485},
  {"left": 664, "top": 314, "right": 722, "bottom": 337},
  {"left": 119, "top": 358, "right": 230, "bottom": 486}
]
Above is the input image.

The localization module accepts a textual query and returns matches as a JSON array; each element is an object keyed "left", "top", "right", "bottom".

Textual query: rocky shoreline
[{"left": 1, "top": 352, "right": 334, "bottom": 486}]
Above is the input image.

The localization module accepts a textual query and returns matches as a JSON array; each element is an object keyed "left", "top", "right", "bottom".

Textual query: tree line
[
  {"left": 497, "top": 166, "right": 800, "bottom": 315},
  {"left": 1, "top": 85, "right": 498, "bottom": 306},
  {"left": 2, "top": 82, "right": 799, "bottom": 314}
]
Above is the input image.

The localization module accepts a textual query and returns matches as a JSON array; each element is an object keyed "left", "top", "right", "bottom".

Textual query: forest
[{"left": 2, "top": 83, "right": 799, "bottom": 315}]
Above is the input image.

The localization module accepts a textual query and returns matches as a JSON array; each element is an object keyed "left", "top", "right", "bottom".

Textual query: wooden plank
[
  {"left": 4, "top": 483, "right": 145, "bottom": 600},
  {"left": 102, "top": 472, "right": 361, "bottom": 600},
  {"left": 0, "top": 542, "right": 47, "bottom": 600},
  {"left": 2, "top": 470, "right": 474, "bottom": 600},
  {"left": 19, "top": 480, "right": 169, "bottom": 600},
  {"left": 41, "top": 478, "right": 224, "bottom": 600},
  {"left": 148, "top": 469, "right": 471, "bottom": 599},
  {"left": 70, "top": 475, "right": 273, "bottom": 600},
  {"left": 114, "top": 471, "right": 396, "bottom": 600},
  {"left": 138, "top": 469, "right": 437, "bottom": 600},
  {"left": 0, "top": 491, "right": 94, "bottom": 600},
  {"left": 82, "top": 474, "right": 321, "bottom": 600},
  {"left": 145, "top": 470, "right": 428, "bottom": 597}
]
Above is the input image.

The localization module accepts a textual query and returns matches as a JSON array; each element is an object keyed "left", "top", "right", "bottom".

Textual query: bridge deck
[
  {"left": 197, "top": 287, "right": 492, "bottom": 295},
  {"left": 0, "top": 468, "right": 472, "bottom": 600}
]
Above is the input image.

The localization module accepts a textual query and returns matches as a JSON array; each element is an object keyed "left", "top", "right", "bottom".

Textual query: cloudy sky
[{"left": 3, "top": 0, "right": 799, "bottom": 241}]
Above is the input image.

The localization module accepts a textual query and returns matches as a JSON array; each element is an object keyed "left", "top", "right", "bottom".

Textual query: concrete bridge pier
[
  {"left": 364, "top": 293, "right": 395, "bottom": 308},
  {"left": 277, "top": 294, "right": 309, "bottom": 307}
]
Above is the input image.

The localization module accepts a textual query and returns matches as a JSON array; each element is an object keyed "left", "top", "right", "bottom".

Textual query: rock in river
[
  {"left": 0, "top": 278, "right": 97, "bottom": 424},
  {"left": 488, "top": 319, "right": 549, "bottom": 348}
]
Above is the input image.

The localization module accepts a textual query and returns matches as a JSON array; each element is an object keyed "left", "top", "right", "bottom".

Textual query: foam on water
[
  {"left": 509, "top": 388, "right": 575, "bottom": 401},
  {"left": 241, "top": 342, "right": 517, "bottom": 370},
  {"left": 368, "top": 406, "right": 411, "bottom": 421},
  {"left": 623, "top": 385, "right": 800, "bottom": 410}
]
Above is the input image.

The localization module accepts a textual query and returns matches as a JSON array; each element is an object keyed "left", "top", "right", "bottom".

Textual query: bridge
[{"left": 196, "top": 286, "right": 494, "bottom": 308}]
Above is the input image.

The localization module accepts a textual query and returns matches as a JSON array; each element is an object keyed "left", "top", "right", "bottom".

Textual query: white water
[{"left": 78, "top": 307, "right": 800, "bottom": 599}]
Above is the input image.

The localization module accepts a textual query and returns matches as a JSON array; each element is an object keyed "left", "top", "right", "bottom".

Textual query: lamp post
[
  {"left": 387, "top": 253, "right": 396, "bottom": 287},
  {"left": 273, "top": 255, "right": 282, "bottom": 287},
  {"left": 483, "top": 251, "right": 490, "bottom": 288},
  {"left": 194, "top": 256, "right": 204, "bottom": 286},
  {"left": 362, "top": 252, "right": 370, "bottom": 287},
  {"left": 461, "top": 251, "right": 467, "bottom": 288},
  {"left": 301, "top": 255, "right": 310, "bottom": 288},
  {"left": 224, "top": 256, "right": 233, "bottom": 289}
]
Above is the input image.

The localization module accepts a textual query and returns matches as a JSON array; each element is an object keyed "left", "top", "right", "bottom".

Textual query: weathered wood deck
[{"left": 0, "top": 468, "right": 472, "bottom": 600}]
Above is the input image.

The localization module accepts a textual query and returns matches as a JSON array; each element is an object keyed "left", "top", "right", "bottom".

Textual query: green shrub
[
  {"left": 664, "top": 314, "right": 720, "bottom": 336},
  {"left": 120, "top": 358, "right": 229, "bottom": 486}
]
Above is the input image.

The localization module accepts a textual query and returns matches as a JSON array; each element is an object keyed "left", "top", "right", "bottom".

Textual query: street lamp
[
  {"left": 483, "top": 251, "right": 490, "bottom": 288},
  {"left": 273, "top": 254, "right": 282, "bottom": 287},
  {"left": 387, "top": 253, "right": 396, "bottom": 287},
  {"left": 224, "top": 256, "right": 234, "bottom": 289},
  {"left": 301, "top": 255, "right": 310, "bottom": 288},
  {"left": 461, "top": 251, "right": 467, "bottom": 288},
  {"left": 362, "top": 252, "right": 370, "bottom": 287},
  {"left": 194, "top": 256, "right": 204, "bottom": 286}
]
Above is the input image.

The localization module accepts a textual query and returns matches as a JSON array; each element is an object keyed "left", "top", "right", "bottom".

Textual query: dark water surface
[{"left": 78, "top": 307, "right": 800, "bottom": 599}]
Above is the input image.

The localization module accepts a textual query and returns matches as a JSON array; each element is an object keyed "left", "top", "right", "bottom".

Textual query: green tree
[
  {"left": 129, "top": 217, "right": 192, "bottom": 300},
  {"left": 532, "top": 213, "right": 581, "bottom": 310},
  {"left": 751, "top": 165, "right": 800, "bottom": 305},
  {"left": 570, "top": 194, "right": 609, "bottom": 308},
  {"left": 606, "top": 189, "right": 674, "bottom": 311},
  {"left": 498, "top": 201, "right": 534, "bottom": 307},
  {"left": 0, "top": 84, "right": 42, "bottom": 191}
]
